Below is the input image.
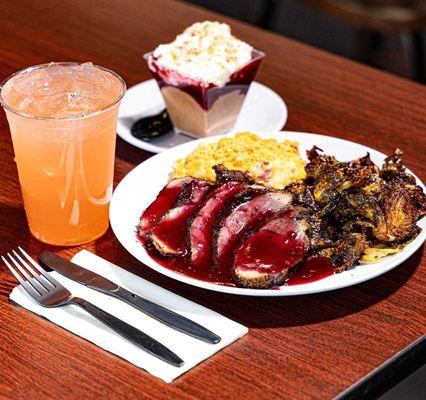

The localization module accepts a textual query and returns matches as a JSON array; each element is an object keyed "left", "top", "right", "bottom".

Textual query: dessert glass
[{"left": 144, "top": 50, "right": 265, "bottom": 138}]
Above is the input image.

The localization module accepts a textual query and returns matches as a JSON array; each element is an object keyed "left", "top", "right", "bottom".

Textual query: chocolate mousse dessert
[{"left": 144, "top": 21, "right": 264, "bottom": 137}]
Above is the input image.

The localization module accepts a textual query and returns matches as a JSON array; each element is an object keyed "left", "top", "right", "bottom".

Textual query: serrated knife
[{"left": 39, "top": 251, "right": 221, "bottom": 344}]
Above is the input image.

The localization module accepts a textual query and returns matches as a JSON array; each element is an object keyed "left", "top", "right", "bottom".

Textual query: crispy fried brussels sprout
[
  {"left": 380, "top": 150, "right": 426, "bottom": 218},
  {"left": 373, "top": 185, "right": 420, "bottom": 242},
  {"left": 312, "top": 167, "right": 353, "bottom": 205},
  {"left": 285, "top": 180, "right": 316, "bottom": 209},
  {"left": 317, "top": 232, "right": 368, "bottom": 272},
  {"left": 306, "top": 149, "right": 382, "bottom": 206},
  {"left": 342, "top": 190, "right": 384, "bottom": 226},
  {"left": 303, "top": 146, "right": 425, "bottom": 268},
  {"left": 305, "top": 146, "right": 338, "bottom": 179},
  {"left": 381, "top": 149, "right": 409, "bottom": 177},
  {"left": 305, "top": 212, "right": 334, "bottom": 250}
]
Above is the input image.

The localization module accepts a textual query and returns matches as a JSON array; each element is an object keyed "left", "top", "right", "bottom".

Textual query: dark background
[{"left": 185, "top": 0, "right": 426, "bottom": 83}]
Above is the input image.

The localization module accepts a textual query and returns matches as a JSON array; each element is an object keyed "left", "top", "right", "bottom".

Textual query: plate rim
[
  {"left": 110, "top": 130, "right": 426, "bottom": 296},
  {"left": 116, "top": 79, "right": 288, "bottom": 153}
]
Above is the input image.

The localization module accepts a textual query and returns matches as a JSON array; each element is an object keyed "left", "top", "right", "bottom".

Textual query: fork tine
[
  {"left": 7, "top": 253, "right": 48, "bottom": 294},
  {"left": 2, "top": 256, "right": 41, "bottom": 297},
  {"left": 12, "top": 250, "right": 54, "bottom": 289},
  {"left": 18, "top": 246, "right": 60, "bottom": 287}
]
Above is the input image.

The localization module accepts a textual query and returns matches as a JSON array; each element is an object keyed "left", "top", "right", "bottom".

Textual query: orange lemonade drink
[{"left": 0, "top": 62, "right": 126, "bottom": 245}]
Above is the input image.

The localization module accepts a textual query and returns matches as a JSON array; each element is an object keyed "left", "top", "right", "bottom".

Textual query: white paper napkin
[{"left": 9, "top": 250, "right": 248, "bottom": 383}]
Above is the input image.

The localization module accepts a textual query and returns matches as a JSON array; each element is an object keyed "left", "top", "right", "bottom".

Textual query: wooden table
[{"left": 0, "top": 1, "right": 425, "bottom": 399}]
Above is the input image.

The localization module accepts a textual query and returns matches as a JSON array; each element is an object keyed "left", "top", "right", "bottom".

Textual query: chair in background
[
  {"left": 299, "top": 0, "right": 426, "bottom": 81},
  {"left": 186, "top": 0, "right": 425, "bottom": 82}
]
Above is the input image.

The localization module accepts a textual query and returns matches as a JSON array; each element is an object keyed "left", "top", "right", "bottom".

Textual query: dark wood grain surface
[{"left": 0, "top": 1, "right": 425, "bottom": 399}]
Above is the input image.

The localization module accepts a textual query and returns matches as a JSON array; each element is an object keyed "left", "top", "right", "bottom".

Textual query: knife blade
[{"left": 39, "top": 251, "right": 221, "bottom": 344}]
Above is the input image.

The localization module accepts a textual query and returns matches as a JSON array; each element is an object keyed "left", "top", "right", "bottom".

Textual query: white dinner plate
[
  {"left": 116, "top": 79, "right": 287, "bottom": 153},
  {"left": 110, "top": 131, "right": 426, "bottom": 296}
]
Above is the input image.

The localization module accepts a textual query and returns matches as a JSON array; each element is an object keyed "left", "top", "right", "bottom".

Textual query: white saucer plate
[
  {"left": 116, "top": 79, "right": 287, "bottom": 153},
  {"left": 110, "top": 131, "right": 425, "bottom": 296}
]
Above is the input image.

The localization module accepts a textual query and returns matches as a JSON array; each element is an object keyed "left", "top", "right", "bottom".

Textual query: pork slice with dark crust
[
  {"left": 233, "top": 207, "right": 309, "bottom": 289},
  {"left": 137, "top": 177, "right": 195, "bottom": 242},
  {"left": 149, "top": 179, "right": 212, "bottom": 256},
  {"left": 214, "top": 191, "right": 293, "bottom": 267},
  {"left": 189, "top": 181, "right": 247, "bottom": 268},
  {"left": 213, "top": 164, "right": 254, "bottom": 184}
]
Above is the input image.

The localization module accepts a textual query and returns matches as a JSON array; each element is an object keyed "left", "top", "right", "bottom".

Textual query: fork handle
[{"left": 71, "top": 297, "right": 184, "bottom": 367}]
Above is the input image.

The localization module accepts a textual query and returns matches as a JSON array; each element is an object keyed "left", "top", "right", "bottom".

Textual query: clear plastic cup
[{"left": 0, "top": 62, "right": 126, "bottom": 245}]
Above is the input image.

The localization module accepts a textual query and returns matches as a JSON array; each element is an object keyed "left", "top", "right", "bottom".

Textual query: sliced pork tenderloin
[
  {"left": 189, "top": 182, "right": 247, "bottom": 268},
  {"left": 233, "top": 207, "right": 309, "bottom": 289},
  {"left": 214, "top": 191, "right": 293, "bottom": 267},
  {"left": 137, "top": 177, "right": 195, "bottom": 242},
  {"left": 149, "top": 179, "right": 212, "bottom": 256},
  {"left": 188, "top": 165, "right": 260, "bottom": 268},
  {"left": 213, "top": 164, "right": 254, "bottom": 185}
]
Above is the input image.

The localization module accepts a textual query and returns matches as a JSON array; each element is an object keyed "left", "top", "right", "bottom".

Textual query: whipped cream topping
[{"left": 151, "top": 21, "right": 253, "bottom": 87}]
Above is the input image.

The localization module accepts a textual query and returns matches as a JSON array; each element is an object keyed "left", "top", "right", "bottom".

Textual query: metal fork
[{"left": 2, "top": 248, "right": 184, "bottom": 367}]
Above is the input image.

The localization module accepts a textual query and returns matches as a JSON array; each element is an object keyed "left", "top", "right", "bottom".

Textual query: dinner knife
[{"left": 39, "top": 251, "right": 221, "bottom": 344}]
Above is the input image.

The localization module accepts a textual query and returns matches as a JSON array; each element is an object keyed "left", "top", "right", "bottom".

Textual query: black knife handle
[
  {"left": 71, "top": 297, "right": 184, "bottom": 367},
  {"left": 114, "top": 287, "right": 221, "bottom": 344}
]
